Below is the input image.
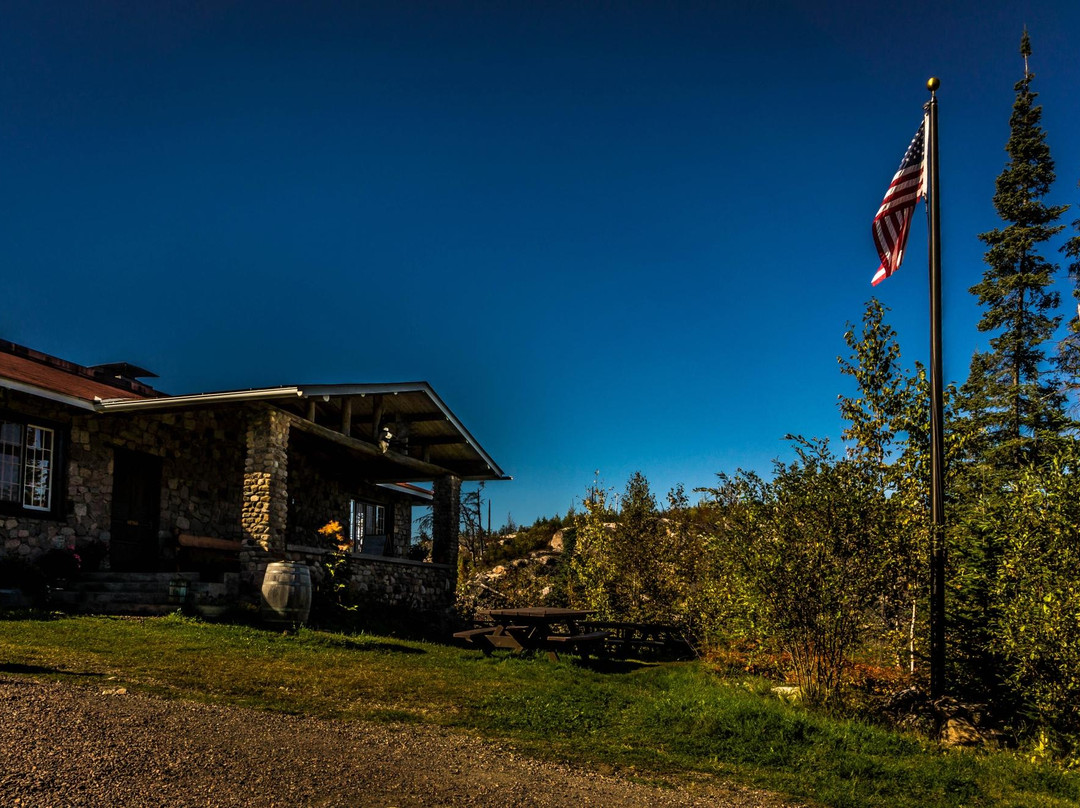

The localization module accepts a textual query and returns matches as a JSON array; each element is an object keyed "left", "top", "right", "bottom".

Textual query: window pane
[
  {"left": 0, "top": 421, "right": 20, "bottom": 503},
  {"left": 362, "top": 504, "right": 385, "bottom": 536},
  {"left": 349, "top": 499, "right": 363, "bottom": 552},
  {"left": 22, "top": 425, "right": 54, "bottom": 510}
]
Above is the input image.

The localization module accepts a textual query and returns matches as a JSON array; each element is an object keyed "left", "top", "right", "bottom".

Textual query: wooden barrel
[{"left": 260, "top": 561, "right": 312, "bottom": 627}]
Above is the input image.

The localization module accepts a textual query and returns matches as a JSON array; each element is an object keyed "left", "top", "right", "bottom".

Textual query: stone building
[{"left": 0, "top": 339, "right": 506, "bottom": 616}]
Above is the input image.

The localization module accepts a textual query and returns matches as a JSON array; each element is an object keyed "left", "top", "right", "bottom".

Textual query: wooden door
[{"left": 109, "top": 448, "right": 163, "bottom": 572}]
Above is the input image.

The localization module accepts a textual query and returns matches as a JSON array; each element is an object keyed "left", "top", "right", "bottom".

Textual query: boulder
[{"left": 549, "top": 530, "right": 564, "bottom": 552}]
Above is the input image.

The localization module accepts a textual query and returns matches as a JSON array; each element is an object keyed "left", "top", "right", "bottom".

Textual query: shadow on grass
[
  {"left": 582, "top": 657, "right": 655, "bottom": 674},
  {"left": 0, "top": 662, "right": 106, "bottom": 677},
  {"left": 457, "top": 649, "right": 654, "bottom": 673},
  {"left": 304, "top": 633, "right": 427, "bottom": 655}
]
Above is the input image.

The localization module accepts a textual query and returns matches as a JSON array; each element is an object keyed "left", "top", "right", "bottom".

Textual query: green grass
[{"left": 1, "top": 614, "right": 1077, "bottom": 808}]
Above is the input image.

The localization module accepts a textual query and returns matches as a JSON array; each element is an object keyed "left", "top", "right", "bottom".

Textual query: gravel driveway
[{"left": 0, "top": 676, "right": 802, "bottom": 808}]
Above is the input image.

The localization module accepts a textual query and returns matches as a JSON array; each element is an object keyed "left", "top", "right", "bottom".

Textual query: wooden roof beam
[{"left": 287, "top": 413, "right": 454, "bottom": 480}]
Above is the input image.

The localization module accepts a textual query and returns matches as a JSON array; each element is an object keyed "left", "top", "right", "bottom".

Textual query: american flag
[{"left": 871, "top": 117, "right": 927, "bottom": 285}]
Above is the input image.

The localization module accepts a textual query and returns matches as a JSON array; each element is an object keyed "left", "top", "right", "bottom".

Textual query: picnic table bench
[
  {"left": 454, "top": 612, "right": 694, "bottom": 661},
  {"left": 579, "top": 620, "right": 694, "bottom": 660},
  {"left": 454, "top": 608, "right": 610, "bottom": 660}
]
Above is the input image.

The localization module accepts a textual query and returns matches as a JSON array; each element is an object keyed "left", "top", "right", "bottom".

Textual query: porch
[{"left": 87, "top": 383, "right": 506, "bottom": 615}]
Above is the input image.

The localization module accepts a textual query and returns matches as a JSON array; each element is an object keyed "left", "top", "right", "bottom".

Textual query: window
[
  {"left": 349, "top": 500, "right": 387, "bottom": 555},
  {"left": 0, "top": 416, "right": 61, "bottom": 515}
]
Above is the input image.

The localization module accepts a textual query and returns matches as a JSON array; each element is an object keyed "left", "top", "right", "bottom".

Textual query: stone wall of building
[
  {"left": 0, "top": 387, "right": 248, "bottom": 563},
  {"left": 267, "top": 543, "right": 455, "bottom": 614},
  {"left": 111, "top": 409, "right": 249, "bottom": 541},
  {"left": 1, "top": 388, "right": 82, "bottom": 556},
  {"left": 286, "top": 441, "right": 415, "bottom": 557}
]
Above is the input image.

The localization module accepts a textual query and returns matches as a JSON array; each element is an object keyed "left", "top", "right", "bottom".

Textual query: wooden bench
[
  {"left": 453, "top": 626, "right": 499, "bottom": 642},
  {"left": 177, "top": 534, "right": 243, "bottom": 579},
  {"left": 579, "top": 621, "right": 693, "bottom": 660},
  {"left": 178, "top": 534, "right": 244, "bottom": 553},
  {"left": 545, "top": 630, "right": 611, "bottom": 661},
  {"left": 452, "top": 625, "right": 508, "bottom": 656},
  {"left": 546, "top": 630, "right": 611, "bottom": 645}
]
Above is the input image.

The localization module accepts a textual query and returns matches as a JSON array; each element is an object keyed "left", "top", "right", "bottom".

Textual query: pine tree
[
  {"left": 1057, "top": 187, "right": 1080, "bottom": 396},
  {"left": 962, "top": 30, "right": 1069, "bottom": 470}
]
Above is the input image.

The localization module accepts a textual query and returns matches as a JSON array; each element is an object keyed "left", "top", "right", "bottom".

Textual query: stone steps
[
  {"left": 73, "top": 571, "right": 201, "bottom": 584},
  {"left": 50, "top": 572, "right": 237, "bottom": 617}
]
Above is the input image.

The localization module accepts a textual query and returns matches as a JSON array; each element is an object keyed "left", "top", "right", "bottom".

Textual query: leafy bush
[
  {"left": 990, "top": 451, "right": 1080, "bottom": 760},
  {"left": 704, "top": 438, "right": 911, "bottom": 704}
]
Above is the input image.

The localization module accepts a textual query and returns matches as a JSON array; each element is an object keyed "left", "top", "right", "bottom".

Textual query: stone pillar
[
  {"left": 431, "top": 475, "right": 461, "bottom": 567},
  {"left": 242, "top": 407, "right": 290, "bottom": 553},
  {"left": 392, "top": 501, "right": 412, "bottom": 557}
]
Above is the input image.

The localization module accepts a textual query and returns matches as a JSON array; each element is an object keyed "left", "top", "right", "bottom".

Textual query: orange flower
[{"left": 318, "top": 520, "right": 343, "bottom": 536}]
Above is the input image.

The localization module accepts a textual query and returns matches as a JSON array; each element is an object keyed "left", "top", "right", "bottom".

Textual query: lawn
[{"left": 1, "top": 613, "right": 1077, "bottom": 808}]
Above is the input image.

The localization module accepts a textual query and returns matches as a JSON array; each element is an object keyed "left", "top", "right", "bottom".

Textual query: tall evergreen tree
[
  {"left": 962, "top": 30, "right": 1069, "bottom": 469},
  {"left": 1057, "top": 185, "right": 1080, "bottom": 397}
]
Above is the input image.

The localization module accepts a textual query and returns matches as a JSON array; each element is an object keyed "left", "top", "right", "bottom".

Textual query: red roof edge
[{"left": 0, "top": 339, "right": 166, "bottom": 399}]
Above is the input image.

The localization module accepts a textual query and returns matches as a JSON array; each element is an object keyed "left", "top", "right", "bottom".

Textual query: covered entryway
[{"left": 109, "top": 447, "right": 162, "bottom": 571}]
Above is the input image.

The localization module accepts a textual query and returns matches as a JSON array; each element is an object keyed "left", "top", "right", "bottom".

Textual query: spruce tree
[
  {"left": 962, "top": 30, "right": 1069, "bottom": 470},
  {"left": 1057, "top": 188, "right": 1080, "bottom": 394}
]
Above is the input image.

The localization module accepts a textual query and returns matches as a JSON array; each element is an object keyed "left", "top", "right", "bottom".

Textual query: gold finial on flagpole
[{"left": 927, "top": 77, "right": 940, "bottom": 94}]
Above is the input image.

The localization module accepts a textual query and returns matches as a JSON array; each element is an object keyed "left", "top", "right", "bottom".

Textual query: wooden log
[
  {"left": 341, "top": 396, "right": 353, "bottom": 437},
  {"left": 371, "top": 395, "right": 383, "bottom": 443}
]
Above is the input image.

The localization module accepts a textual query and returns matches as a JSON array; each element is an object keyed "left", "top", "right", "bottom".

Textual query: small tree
[
  {"left": 838, "top": 298, "right": 907, "bottom": 473},
  {"left": 566, "top": 473, "right": 706, "bottom": 631},
  {"left": 460, "top": 483, "right": 487, "bottom": 560},
  {"left": 566, "top": 483, "right": 617, "bottom": 615},
  {"left": 837, "top": 298, "right": 928, "bottom": 672}
]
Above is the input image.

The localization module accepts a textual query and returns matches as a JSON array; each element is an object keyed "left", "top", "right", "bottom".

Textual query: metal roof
[{"left": 0, "top": 349, "right": 153, "bottom": 409}]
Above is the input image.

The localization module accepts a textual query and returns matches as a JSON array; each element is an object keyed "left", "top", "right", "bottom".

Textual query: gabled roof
[
  {"left": 96, "top": 383, "right": 507, "bottom": 481},
  {"left": 0, "top": 339, "right": 506, "bottom": 482}
]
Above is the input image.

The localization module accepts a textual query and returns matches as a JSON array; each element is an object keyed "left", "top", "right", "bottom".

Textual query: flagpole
[{"left": 925, "top": 77, "right": 946, "bottom": 699}]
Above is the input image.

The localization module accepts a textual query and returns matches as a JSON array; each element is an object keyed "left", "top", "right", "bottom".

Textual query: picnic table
[{"left": 454, "top": 607, "right": 611, "bottom": 660}]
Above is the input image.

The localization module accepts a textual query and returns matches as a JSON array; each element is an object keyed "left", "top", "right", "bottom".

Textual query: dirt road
[{"left": 0, "top": 677, "right": 803, "bottom": 808}]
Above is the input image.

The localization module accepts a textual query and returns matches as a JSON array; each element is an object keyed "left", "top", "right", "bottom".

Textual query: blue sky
[{"left": 3, "top": 1, "right": 1080, "bottom": 526}]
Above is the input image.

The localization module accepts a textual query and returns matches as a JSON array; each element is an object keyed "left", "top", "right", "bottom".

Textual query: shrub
[
  {"left": 705, "top": 438, "right": 910, "bottom": 705},
  {"left": 37, "top": 547, "right": 81, "bottom": 583},
  {"left": 991, "top": 451, "right": 1080, "bottom": 760}
]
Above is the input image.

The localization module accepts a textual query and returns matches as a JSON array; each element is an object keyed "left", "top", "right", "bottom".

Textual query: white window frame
[
  {"left": 0, "top": 417, "right": 59, "bottom": 514},
  {"left": 348, "top": 500, "right": 387, "bottom": 555}
]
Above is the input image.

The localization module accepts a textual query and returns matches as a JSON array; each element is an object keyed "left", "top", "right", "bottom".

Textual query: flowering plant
[
  {"left": 317, "top": 520, "right": 351, "bottom": 552},
  {"left": 318, "top": 520, "right": 357, "bottom": 615}
]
